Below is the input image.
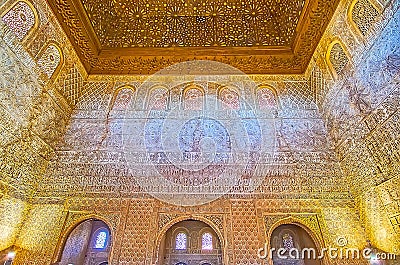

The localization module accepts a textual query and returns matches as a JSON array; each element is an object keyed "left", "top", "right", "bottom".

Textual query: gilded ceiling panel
[
  {"left": 47, "top": 0, "right": 340, "bottom": 74},
  {"left": 82, "top": 0, "right": 305, "bottom": 48}
]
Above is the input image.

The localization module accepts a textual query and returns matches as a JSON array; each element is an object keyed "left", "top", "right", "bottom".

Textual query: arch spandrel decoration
[
  {"left": 1, "top": 0, "right": 38, "bottom": 41},
  {"left": 326, "top": 40, "right": 350, "bottom": 78},
  {"left": 349, "top": 0, "right": 381, "bottom": 37},
  {"left": 202, "top": 215, "right": 224, "bottom": 234},
  {"left": 158, "top": 213, "right": 181, "bottom": 232}
]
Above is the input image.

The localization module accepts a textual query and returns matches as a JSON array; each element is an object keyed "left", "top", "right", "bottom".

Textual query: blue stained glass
[
  {"left": 175, "top": 233, "right": 187, "bottom": 250},
  {"left": 202, "top": 233, "right": 213, "bottom": 250},
  {"left": 94, "top": 229, "right": 108, "bottom": 249}
]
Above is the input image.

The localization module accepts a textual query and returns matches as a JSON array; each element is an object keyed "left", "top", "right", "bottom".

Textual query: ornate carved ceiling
[{"left": 48, "top": 0, "right": 340, "bottom": 75}]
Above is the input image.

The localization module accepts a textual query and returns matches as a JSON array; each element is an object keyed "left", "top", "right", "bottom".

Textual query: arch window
[
  {"left": 201, "top": 232, "right": 213, "bottom": 250},
  {"left": 1, "top": 1, "right": 36, "bottom": 40},
  {"left": 183, "top": 87, "right": 203, "bottom": 110},
  {"left": 37, "top": 44, "right": 62, "bottom": 78},
  {"left": 112, "top": 87, "right": 135, "bottom": 110},
  {"left": 93, "top": 228, "right": 109, "bottom": 250},
  {"left": 256, "top": 86, "right": 278, "bottom": 109},
  {"left": 282, "top": 233, "right": 295, "bottom": 250},
  {"left": 148, "top": 87, "right": 168, "bottom": 110},
  {"left": 328, "top": 42, "right": 349, "bottom": 76},
  {"left": 175, "top": 232, "right": 187, "bottom": 250},
  {"left": 271, "top": 224, "right": 320, "bottom": 264},
  {"left": 59, "top": 219, "right": 111, "bottom": 264},
  {"left": 219, "top": 87, "right": 240, "bottom": 110},
  {"left": 350, "top": 0, "right": 380, "bottom": 36}
]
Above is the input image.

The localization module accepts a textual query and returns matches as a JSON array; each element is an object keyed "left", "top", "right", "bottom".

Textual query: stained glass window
[
  {"left": 202, "top": 233, "right": 213, "bottom": 250},
  {"left": 175, "top": 233, "right": 187, "bottom": 250},
  {"left": 112, "top": 88, "right": 134, "bottom": 110},
  {"left": 184, "top": 87, "right": 203, "bottom": 110},
  {"left": 1, "top": 1, "right": 36, "bottom": 40},
  {"left": 148, "top": 87, "right": 168, "bottom": 110},
  {"left": 257, "top": 87, "right": 278, "bottom": 109},
  {"left": 220, "top": 87, "right": 240, "bottom": 110},
  {"left": 38, "top": 45, "right": 61, "bottom": 78},
  {"left": 282, "top": 233, "right": 294, "bottom": 250},
  {"left": 329, "top": 42, "right": 349, "bottom": 76},
  {"left": 94, "top": 229, "right": 108, "bottom": 249}
]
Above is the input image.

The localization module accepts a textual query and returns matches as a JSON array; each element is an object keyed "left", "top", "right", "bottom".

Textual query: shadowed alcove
[
  {"left": 271, "top": 224, "right": 321, "bottom": 265},
  {"left": 57, "top": 219, "right": 111, "bottom": 265}
]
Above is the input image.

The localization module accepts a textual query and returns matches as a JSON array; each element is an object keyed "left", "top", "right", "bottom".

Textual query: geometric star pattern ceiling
[
  {"left": 83, "top": 0, "right": 305, "bottom": 48},
  {"left": 48, "top": 0, "right": 340, "bottom": 75}
]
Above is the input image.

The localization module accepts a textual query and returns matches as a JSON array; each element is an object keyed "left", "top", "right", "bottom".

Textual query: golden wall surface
[{"left": 308, "top": 0, "right": 400, "bottom": 254}]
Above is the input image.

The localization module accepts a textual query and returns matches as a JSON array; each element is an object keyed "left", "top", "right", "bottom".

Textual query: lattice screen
[
  {"left": 329, "top": 42, "right": 349, "bottom": 76},
  {"left": 351, "top": 0, "right": 380, "bottom": 36},
  {"left": 1, "top": 1, "right": 36, "bottom": 40}
]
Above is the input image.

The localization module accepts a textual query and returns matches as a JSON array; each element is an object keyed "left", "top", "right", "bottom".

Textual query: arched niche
[
  {"left": 147, "top": 86, "right": 169, "bottom": 110},
  {"left": 256, "top": 85, "right": 280, "bottom": 111},
  {"left": 157, "top": 218, "right": 224, "bottom": 265},
  {"left": 348, "top": 0, "right": 381, "bottom": 37},
  {"left": 326, "top": 40, "right": 351, "bottom": 79},
  {"left": 218, "top": 86, "right": 240, "bottom": 110},
  {"left": 57, "top": 218, "right": 112, "bottom": 265},
  {"left": 1, "top": 0, "right": 39, "bottom": 42},
  {"left": 270, "top": 223, "right": 322, "bottom": 265},
  {"left": 37, "top": 43, "right": 63, "bottom": 79},
  {"left": 183, "top": 85, "right": 205, "bottom": 110},
  {"left": 109, "top": 85, "right": 136, "bottom": 111}
]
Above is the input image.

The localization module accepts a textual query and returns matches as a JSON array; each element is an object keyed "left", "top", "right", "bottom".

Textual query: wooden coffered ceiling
[{"left": 48, "top": 0, "right": 340, "bottom": 75}]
